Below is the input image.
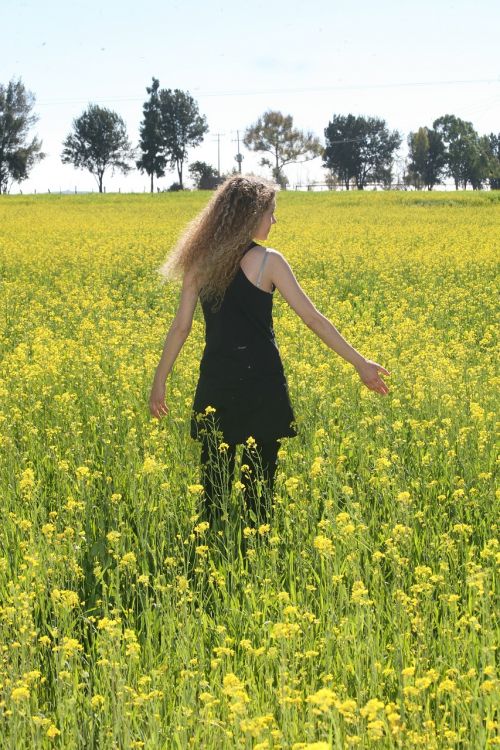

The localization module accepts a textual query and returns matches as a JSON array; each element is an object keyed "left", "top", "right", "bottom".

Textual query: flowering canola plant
[{"left": 0, "top": 190, "right": 498, "bottom": 748}]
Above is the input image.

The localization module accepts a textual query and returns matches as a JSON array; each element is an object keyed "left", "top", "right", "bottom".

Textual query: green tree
[
  {"left": 483, "top": 133, "right": 500, "bottom": 190},
  {"left": 468, "top": 134, "right": 494, "bottom": 190},
  {"left": 136, "top": 77, "right": 167, "bottom": 193},
  {"left": 406, "top": 126, "right": 446, "bottom": 190},
  {"left": 0, "top": 77, "right": 45, "bottom": 194},
  {"left": 243, "top": 110, "right": 323, "bottom": 190},
  {"left": 406, "top": 127, "right": 429, "bottom": 190},
  {"left": 323, "top": 115, "right": 402, "bottom": 190},
  {"left": 158, "top": 89, "right": 208, "bottom": 190},
  {"left": 61, "top": 104, "right": 135, "bottom": 193},
  {"left": 433, "top": 115, "right": 483, "bottom": 190},
  {"left": 188, "top": 160, "right": 221, "bottom": 189},
  {"left": 425, "top": 129, "right": 447, "bottom": 190},
  {"left": 322, "top": 114, "right": 361, "bottom": 189}
]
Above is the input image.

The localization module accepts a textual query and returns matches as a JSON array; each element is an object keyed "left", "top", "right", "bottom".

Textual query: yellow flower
[
  {"left": 305, "top": 687, "right": 337, "bottom": 712},
  {"left": 59, "top": 637, "right": 83, "bottom": 657},
  {"left": 351, "top": 580, "right": 373, "bottom": 606},
  {"left": 176, "top": 575, "right": 189, "bottom": 592},
  {"left": 119, "top": 551, "right": 137, "bottom": 569},
  {"left": 194, "top": 521, "right": 210, "bottom": 534},
  {"left": 360, "top": 698, "right": 384, "bottom": 721},
  {"left": 126, "top": 641, "right": 141, "bottom": 658},
  {"left": 141, "top": 455, "right": 162, "bottom": 474},
  {"left": 310, "top": 456, "right": 324, "bottom": 477},
  {"left": 97, "top": 617, "right": 122, "bottom": 636},
  {"left": 415, "top": 677, "right": 433, "bottom": 690},
  {"left": 480, "top": 679, "right": 497, "bottom": 694},
  {"left": 19, "top": 467, "right": 37, "bottom": 498},
  {"left": 199, "top": 691, "right": 217, "bottom": 704},
  {"left": 106, "top": 530, "right": 121, "bottom": 544},
  {"left": 437, "top": 678, "right": 457, "bottom": 693},
  {"left": 270, "top": 622, "right": 301, "bottom": 639},
  {"left": 11, "top": 686, "right": 30, "bottom": 702},
  {"left": 367, "top": 719, "right": 385, "bottom": 740},
  {"left": 91, "top": 694, "right": 106, "bottom": 709},
  {"left": 396, "top": 491, "right": 412, "bottom": 505},
  {"left": 285, "top": 476, "right": 299, "bottom": 493},
  {"left": 222, "top": 673, "right": 249, "bottom": 704},
  {"left": 24, "top": 670, "right": 42, "bottom": 684},
  {"left": 401, "top": 666, "right": 415, "bottom": 677},
  {"left": 51, "top": 588, "right": 80, "bottom": 609},
  {"left": 313, "top": 535, "right": 334, "bottom": 556},
  {"left": 337, "top": 698, "right": 357, "bottom": 721},
  {"left": 239, "top": 714, "right": 274, "bottom": 737}
]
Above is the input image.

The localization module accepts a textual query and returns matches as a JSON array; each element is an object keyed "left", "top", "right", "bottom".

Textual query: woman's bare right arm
[{"left": 268, "top": 250, "right": 391, "bottom": 394}]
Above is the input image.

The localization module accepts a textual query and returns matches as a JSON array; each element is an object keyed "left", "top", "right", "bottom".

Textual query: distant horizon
[
  {"left": 2, "top": 181, "right": 494, "bottom": 197},
  {"left": 1, "top": 0, "right": 498, "bottom": 194}
]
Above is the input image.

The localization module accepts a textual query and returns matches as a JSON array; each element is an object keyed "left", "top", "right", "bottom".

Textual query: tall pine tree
[{"left": 136, "top": 77, "right": 167, "bottom": 192}]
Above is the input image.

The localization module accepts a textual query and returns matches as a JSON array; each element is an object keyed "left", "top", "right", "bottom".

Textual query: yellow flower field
[{"left": 0, "top": 190, "right": 498, "bottom": 748}]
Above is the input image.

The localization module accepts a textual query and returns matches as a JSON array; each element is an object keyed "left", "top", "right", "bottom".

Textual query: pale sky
[{"left": 1, "top": 0, "right": 499, "bottom": 193}]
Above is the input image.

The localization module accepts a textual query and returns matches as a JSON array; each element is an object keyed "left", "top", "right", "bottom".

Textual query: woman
[{"left": 149, "top": 174, "right": 390, "bottom": 528}]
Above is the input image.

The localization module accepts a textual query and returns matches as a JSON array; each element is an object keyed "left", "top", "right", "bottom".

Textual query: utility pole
[
  {"left": 232, "top": 130, "right": 244, "bottom": 173},
  {"left": 212, "top": 132, "right": 225, "bottom": 177}
]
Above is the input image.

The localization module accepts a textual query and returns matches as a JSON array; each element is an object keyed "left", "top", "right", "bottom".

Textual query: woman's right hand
[
  {"left": 149, "top": 381, "right": 169, "bottom": 419},
  {"left": 354, "top": 359, "right": 391, "bottom": 395}
]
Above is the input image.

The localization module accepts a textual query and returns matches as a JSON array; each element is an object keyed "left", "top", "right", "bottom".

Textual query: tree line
[{"left": 1, "top": 76, "right": 499, "bottom": 194}]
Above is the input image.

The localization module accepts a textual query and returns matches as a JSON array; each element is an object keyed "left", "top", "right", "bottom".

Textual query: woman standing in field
[{"left": 149, "top": 174, "right": 390, "bottom": 528}]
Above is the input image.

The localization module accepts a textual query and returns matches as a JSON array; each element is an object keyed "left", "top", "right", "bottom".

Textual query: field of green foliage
[{"left": 0, "top": 190, "right": 498, "bottom": 748}]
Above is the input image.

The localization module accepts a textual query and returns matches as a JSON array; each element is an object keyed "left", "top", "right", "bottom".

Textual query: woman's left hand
[
  {"left": 354, "top": 359, "right": 391, "bottom": 395},
  {"left": 149, "top": 382, "right": 169, "bottom": 419}
]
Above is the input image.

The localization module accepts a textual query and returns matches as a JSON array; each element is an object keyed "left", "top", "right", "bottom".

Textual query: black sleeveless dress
[{"left": 190, "top": 241, "right": 298, "bottom": 445}]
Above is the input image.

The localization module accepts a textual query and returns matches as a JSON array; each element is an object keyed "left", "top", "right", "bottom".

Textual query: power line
[
  {"left": 196, "top": 78, "right": 499, "bottom": 97},
  {"left": 35, "top": 77, "right": 499, "bottom": 107}
]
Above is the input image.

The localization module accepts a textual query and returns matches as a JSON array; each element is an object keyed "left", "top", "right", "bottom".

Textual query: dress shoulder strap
[
  {"left": 242, "top": 240, "right": 258, "bottom": 256},
  {"left": 256, "top": 249, "right": 268, "bottom": 288}
]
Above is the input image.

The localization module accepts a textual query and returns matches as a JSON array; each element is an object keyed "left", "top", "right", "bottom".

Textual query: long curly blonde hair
[{"left": 157, "top": 173, "right": 277, "bottom": 313}]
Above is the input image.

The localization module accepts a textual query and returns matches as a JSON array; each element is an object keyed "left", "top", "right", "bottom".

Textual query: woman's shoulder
[
  {"left": 259, "top": 248, "right": 293, "bottom": 295},
  {"left": 259, "top": 246, "right": 284, "bottom": 262},
  {"left": 264, "top": 247, "right": 288, "bottom": 271}
]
